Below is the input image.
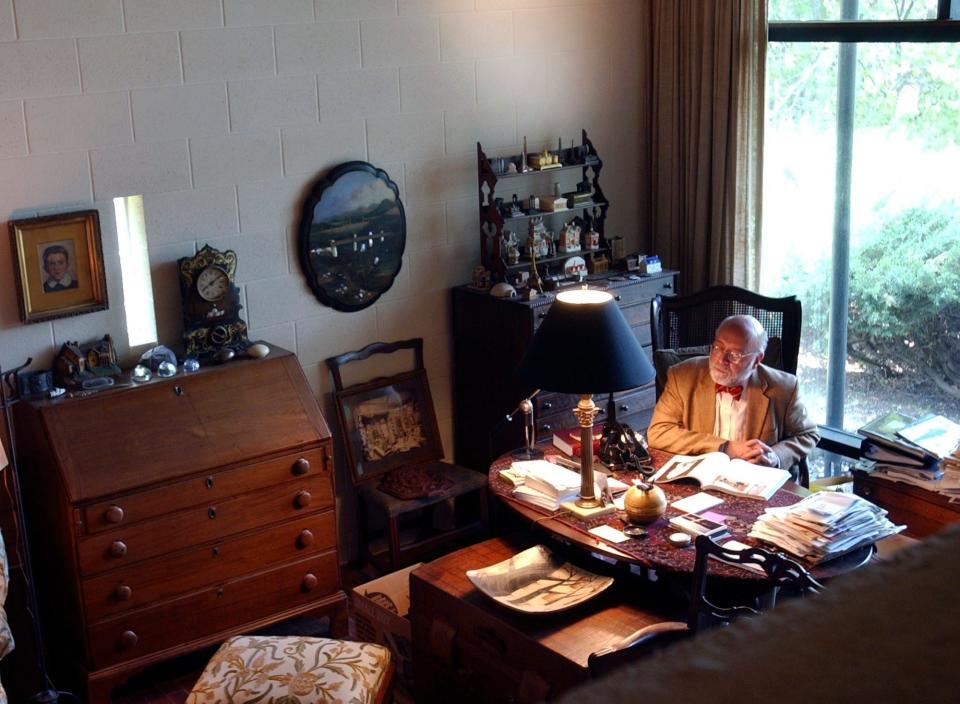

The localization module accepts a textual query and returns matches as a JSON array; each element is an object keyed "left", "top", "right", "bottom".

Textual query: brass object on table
[{"left": 623, "top": 482, "right": 667, "bottom": 524}]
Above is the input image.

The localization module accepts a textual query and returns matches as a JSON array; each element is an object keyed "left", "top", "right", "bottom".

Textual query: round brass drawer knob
[
  {"left": 294, "top": 490, "right": 312, "bottom": 509},
  {"left": 109, "top": 541, "right": 128, "bottom": 558},
  {"left": 298, "top": 529, "right": 315, "bottom": 548},
  {"left": 301, "top": 573, "right": 318, "bottom": 592},
  {"left": 114, "top": 585, "right": 132, "bottom": 601},
  {"left": 104, "top": 505, "right": 124, "bottom": 524},
  {"left": 292, "top": 457, "right": 310, "bottom": 475},
  {"left": 120, "top": 630, "right": 138, "bottom": 649}
]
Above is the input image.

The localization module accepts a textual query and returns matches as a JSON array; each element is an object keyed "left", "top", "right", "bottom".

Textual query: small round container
[{"left": 668, "top": 532, "right": 692, "bottom": 548}]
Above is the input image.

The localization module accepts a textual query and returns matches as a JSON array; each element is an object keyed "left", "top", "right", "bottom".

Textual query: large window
[{"left": 762, "top": 1, "right": 960, "bottom": 436}]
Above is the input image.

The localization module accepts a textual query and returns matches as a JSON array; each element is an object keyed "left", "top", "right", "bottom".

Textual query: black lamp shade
[{"left": 516, "top": 289, "right": 656, "bottom": 394}]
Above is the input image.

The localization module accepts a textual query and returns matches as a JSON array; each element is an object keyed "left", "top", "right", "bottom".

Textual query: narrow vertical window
[{"left": 113, "top": 195, "right": 158, "bottom": 348}]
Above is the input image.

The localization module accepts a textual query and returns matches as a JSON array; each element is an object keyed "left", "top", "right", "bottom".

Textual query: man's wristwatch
[{"left": 719, "top": 441, "right": 729, "bottom": 454}]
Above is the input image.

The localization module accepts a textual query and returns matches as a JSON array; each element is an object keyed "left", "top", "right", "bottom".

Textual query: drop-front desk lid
[{"left": 24, "top": 347, "right": 329, "bottom": 502}]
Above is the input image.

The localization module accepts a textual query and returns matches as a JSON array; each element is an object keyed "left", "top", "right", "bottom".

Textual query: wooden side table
[
  {"left": 853, "top": 470, "right": 960, "bottom": 538},
  {"left": 409, "top": 535, "right": 684, "bottom": 703}
]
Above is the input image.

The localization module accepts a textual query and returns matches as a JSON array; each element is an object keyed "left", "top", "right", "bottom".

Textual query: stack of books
[
  {"left": 749, "top": 492, "right": 904, "bottom": 565},
  {"left": 858, "top": 411, "right": 960, "bottom": 501}
]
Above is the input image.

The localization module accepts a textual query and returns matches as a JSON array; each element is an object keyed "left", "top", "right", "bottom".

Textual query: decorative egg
[
  {"left": 213, "top": 347, "right": 236, "bottom": 364},
  {"left": 623, "top": 482, "right": 667, "bottom": 525},
  {"left": 247, "top": 343, "right": 270, "bottom": 359}
]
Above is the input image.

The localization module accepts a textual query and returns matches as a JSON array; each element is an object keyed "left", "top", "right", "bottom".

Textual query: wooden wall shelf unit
[
  {"left": 478, "top": 129, "right": 609, "bottom": 282},
  {"left": 452, "top": 271, "right": 678, "bottom": 472},
  {"left": 13, "top": 347, "right": 345, "bottom": 702}
]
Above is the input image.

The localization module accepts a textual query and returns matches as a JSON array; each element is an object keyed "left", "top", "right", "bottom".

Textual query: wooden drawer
[
  {"left": 608, "top": 275, "right": 675, "bottom": 306},
  {"left": 595, "top": 385, "right": 656, "bottom": 425},
  {"left": 83, "top": 444, "right": 332, "bottom": 533},
  {"left": 83, "top": 447, "right": 329, "bottom": 534},
  {"left": 82, "top": 511, "right": 337, "bottom": 620},
  {"left": 77, "top": 474, "right": 332, "bottom": 576},
  {"left": 87, "top": 550, "right": 340, "bottom": 669}
]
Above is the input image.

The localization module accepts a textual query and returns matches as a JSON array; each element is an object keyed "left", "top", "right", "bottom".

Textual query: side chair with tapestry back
[
  {"left": 588, "top": 535, "right": 823, "bottom": 678},
  {"left": 649, "top": 285, "right": 810, "bottom": 486},
  {"left": 327, "top": 338, "right": 488, "bottom": 572}
]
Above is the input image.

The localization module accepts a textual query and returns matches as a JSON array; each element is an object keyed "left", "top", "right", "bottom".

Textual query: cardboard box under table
[{"left": 351, "top": 563, "right": 421, "bottom": 696}]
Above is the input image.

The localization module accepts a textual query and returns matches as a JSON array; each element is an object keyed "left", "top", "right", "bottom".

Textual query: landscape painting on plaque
[
  {"left": 8, "top": 210, "right": 108, "bottom": 324},
  {"left": 297, "top": 161, "right": 406, "bottom": 312}
]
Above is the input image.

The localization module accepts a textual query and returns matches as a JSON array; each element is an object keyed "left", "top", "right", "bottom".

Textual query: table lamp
[{"left": 516, "top": 288, "right": 655, "bottom": 511}]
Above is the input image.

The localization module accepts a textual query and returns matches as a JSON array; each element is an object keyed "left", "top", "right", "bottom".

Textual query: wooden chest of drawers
[
  {"left": 14, "top": 348, "right": 344, "bottom": 702},
  {"left": 452, "top": 272, "right": 678, "bottom": 471}
]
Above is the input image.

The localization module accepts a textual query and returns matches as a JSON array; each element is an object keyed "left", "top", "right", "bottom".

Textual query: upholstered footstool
[{"left": 186, "top": 635, "right": 393, "bottom": 704}]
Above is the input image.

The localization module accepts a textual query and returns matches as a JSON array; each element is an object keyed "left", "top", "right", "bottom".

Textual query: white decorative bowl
[{"left": 466, "top": 545, "right": 613, "bottom": 614}]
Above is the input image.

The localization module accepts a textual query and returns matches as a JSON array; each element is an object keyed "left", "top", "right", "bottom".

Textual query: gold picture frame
[{"left": 9, "top": 210, "right": 108, "bottom": 324}]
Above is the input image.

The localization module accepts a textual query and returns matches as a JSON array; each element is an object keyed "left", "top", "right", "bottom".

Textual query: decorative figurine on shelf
[
  {"left": 54, "top": 341, "right": 91, "bottom": 387},
  {"left": 507, "top": 243, "right": 520, "bottom": 265},
  {"left": 528, "top": 148, "right": 561, "bottom": 170},
  {"left": 587, "top": 252, "right": 609, "bottom": 275},
  {"left": 558, "top": 221, "right": 582, "bottom": 254},
  {"left": 527, "top": 217, "right": 550, "bottom": 259},
  {"left": 610, "top": 236, "right": 626, "bottom": 261},
  {"left": 509, "top": 194, "right": 523, "bottom": 218},
  {"left": 585, "top": 228, "right": 600, "bottom": 250},
  {"left": 528, "top": 247, "right": 544, "bottom": 294},
  {"left": 85, "top": 334, "right": 121, "bottom": 377},
  {"left": 471, "top": 266, "right": 491, "bottom": 290},
  {"left": 507, "top": 161, "right": 518, "bottom": 174}
]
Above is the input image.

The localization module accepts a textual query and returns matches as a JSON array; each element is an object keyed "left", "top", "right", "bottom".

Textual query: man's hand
[{"left": 723, "top": 438, "right": 778, "bottom": 466}]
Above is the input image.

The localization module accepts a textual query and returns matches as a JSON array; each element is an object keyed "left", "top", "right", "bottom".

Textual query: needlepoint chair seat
[{"left": 186, "top": 635, "right": 393, "bottom": 704}]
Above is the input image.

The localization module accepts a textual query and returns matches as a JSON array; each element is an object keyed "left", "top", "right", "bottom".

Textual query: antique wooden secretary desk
[{"left": 14, "top": 347, "right": 344, "bottom": 701}]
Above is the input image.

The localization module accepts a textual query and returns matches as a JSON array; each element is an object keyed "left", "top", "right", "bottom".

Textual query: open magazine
[{"left": 650, "top": 452, "right": 790, "bottom": 501}]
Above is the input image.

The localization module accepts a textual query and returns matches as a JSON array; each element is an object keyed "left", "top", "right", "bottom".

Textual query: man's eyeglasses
[{"left": 709, "top": 344, "right": 761, "bottom": 364}]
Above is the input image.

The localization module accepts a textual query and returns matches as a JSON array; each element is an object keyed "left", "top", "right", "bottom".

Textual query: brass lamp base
[{"left": 572, "top": 393, "right": 600, "bottom": 507}]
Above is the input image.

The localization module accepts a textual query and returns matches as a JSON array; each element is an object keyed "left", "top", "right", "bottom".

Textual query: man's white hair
[{"left": 719, "top": 314, "right": 768, "bottom": 353}]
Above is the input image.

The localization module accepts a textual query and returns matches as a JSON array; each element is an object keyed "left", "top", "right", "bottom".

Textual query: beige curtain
[{"left": 640, "top": 0, "right": 766, "bottom": 292}]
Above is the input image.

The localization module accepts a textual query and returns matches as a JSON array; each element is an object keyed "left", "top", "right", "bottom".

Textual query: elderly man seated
[{"left": 647, "top": 314, "right": 819, "bottom": 475}]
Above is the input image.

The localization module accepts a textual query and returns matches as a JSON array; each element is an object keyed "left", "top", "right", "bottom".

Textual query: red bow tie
[{"left": 715, "top": 384, "right": 743, "bottom": 401}]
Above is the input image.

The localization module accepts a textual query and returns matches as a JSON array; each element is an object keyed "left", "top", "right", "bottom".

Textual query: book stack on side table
[{"left": 858, "top": 411, "right": 960, "bottom": 500}]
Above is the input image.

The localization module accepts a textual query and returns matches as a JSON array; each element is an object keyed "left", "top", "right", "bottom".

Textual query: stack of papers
[
  {"left": 748, "top": 492, "right": 904, "bottom": 565},
  {"left": 508, "top": 459, "right": 628, "bottom": 511}
]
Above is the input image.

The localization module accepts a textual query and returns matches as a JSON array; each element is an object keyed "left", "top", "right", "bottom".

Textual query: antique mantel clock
[{"left": 178, "top": 245, "right": 248, "bottom": 356}]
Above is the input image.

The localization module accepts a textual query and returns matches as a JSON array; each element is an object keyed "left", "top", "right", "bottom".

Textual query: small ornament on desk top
[
  {"left": 247, "top": 342, "right": 270, "bottom": 359},
  {"left": 183, "top": 358, "right": 200, "bottom": 373}
]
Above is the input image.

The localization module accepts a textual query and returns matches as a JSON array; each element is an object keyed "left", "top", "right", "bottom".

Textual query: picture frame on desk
[
  {"left": 334, "top": 369, "right": 443, "bottom": 483},
  {"left": 8, "top": 209, "right": 108, "bottom": 324}
]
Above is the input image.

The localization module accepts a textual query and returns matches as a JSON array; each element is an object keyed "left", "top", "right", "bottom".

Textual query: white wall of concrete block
[{"left": 0, "top": 0, "right": 644, "bottom": 554}]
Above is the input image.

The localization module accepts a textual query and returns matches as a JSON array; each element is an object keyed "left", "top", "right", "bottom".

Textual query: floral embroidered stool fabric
[
  {"left": 186, "top": 635, "right": 392, "bottom": 704},
  {"left": 0, "top": 530, "right": 14, "bottom": 704}
]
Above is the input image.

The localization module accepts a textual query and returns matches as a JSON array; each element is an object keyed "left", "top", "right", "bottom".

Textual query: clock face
[{"left": 196, "top": 266, "right": 229, "bottom": 302}]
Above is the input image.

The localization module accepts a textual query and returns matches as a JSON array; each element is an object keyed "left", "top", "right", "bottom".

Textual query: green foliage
[
  {"left": 767, "top": 10, "right": 960, "bottom": 147},
  {"left": 784, "top": 204, "right": 960, "bottom": 397},
  {"left": 847, "top": 204, "right": 960, "bottom": 397}
]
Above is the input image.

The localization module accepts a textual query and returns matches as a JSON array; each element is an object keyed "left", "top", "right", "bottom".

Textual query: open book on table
[{"left": 650, "top": 452, "right": 790, "bottom": 501}]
